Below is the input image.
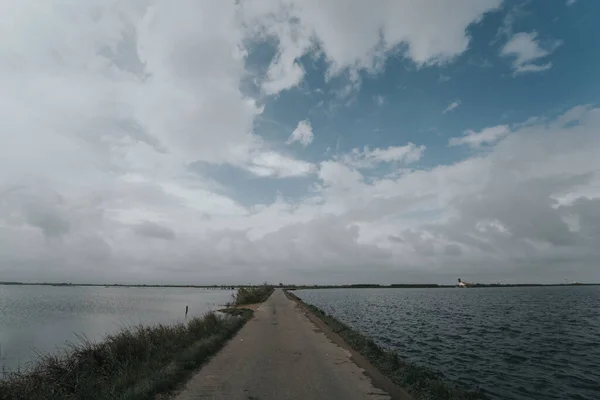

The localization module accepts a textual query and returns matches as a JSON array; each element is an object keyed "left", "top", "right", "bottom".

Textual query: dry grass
[{"left": 0, "top": 309, "right": 252, "bottom": 400}]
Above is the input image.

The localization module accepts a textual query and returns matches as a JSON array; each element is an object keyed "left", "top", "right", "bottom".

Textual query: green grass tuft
[{"left": 0, "top": 309, "right": 253, "bottom": 400}]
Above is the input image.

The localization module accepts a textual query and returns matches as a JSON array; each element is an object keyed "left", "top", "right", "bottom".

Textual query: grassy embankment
[
  {"left": 0, "top": 285, "right": 275, "bottom": 400},
  {"left": 287, "top": 292, "right": 489, "bottom": 400},
  {"left": 231, "top": 284, "right": 274, "bottom": 306},
  {"left": 0, "top": 310, "right": 250, "bottom": 400}
]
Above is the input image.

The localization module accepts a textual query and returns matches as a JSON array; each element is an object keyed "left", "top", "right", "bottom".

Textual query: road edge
[{"left": 284, "top": 290, "right": 413, "bottom": 400}]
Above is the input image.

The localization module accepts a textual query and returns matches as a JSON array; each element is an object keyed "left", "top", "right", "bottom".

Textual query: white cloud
[
  {"left": 287, "top": 120, "right": 314, "bottom": 147},
  {"left": 501, "top": 32, "right": 561, "bottom": 75},
  {"left": 512, "top": 63, "right": 552, "bottom": 74},
  {"left": 133, "top": 221, "right": 176, "bottom": 240},
  {"left": 242, "top": 0, "right": 502, "bottom": 94},
  {"left": 340, "top": 143, "right": 426, "bottom": 168},
  {"left": 443, "top": 100, "right": 461, "bottom": 114},
  {"left": 374, "top": 95, "right": 386, "bottom": 106},
  {"left": 2, "top": 107, "right": 600, "bottom": 284},
  {"left": 449, "top": 125, "right": 510, "bottom": 148},
  {"left": 262, "top": 60, "right": 306, "bottom": 95},
  {"left": 319, "top": 161, "right": 365, "bottom": 189},
  {"left": 1, "top": 1, "right": 599, "bottom": 285},
  {"left": 245, "top": 151, "right": 316, "bottom": 178}
]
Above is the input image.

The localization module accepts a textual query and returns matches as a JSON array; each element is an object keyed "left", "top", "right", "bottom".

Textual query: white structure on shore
[{"left": 457, "top": 278, "right": 470, "bottom": 287}]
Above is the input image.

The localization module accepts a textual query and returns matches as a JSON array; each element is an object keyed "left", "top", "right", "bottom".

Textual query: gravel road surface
[{"left": 174, "top": 289, "right": 402, "bottom": 400}]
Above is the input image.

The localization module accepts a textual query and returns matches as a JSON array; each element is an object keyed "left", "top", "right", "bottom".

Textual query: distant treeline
[
  {"left": 0, "top": 282, "right": 240, "bottom": 289},
  {"left": 347, "top": 284, "right": 442, "bottom": 288},
  {"left": 282, "top": 284, "right": 443, "bottom": 289},
  {"left": 284, "top": 282, "right": 597, "bottom": 289},
  {"left": 2, "top": 281, "right": 597, "bottom": 289},
  {"left": 285, "top": 284, "right": 448, "bottom": 289}
]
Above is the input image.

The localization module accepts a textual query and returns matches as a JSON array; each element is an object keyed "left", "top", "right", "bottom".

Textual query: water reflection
[
  {"left": 296, "top": 286, "right": 600, "bottom": 400},
  {"left": 0, "top": 285, "right": 234, "bottom": 371}
]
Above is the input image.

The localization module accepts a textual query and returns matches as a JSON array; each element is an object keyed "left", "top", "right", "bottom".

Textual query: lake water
[
  {"left": 296, "top": 287, "right": 600, "bottom": 400},
  {"left": 0, "top": 285, "right": 234, "bottom": 372}
]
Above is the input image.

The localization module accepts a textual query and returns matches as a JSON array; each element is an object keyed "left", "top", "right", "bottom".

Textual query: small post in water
[{"left": 185, "top": 305, "right": 189, "bottom": 319}]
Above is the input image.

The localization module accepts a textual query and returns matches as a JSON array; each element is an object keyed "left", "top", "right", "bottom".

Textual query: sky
[{"left": 1, "top": 0, "right": 599, "bottom": 285}]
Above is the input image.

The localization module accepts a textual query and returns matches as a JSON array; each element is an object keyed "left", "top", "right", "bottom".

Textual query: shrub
[{"left": 234, "top": 284, "right": 274, "bottom": 305}]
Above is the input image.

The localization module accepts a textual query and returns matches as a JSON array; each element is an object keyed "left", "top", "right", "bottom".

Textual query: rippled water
[
  {"left": 0, "top": 285, "right": 233, "bottom": 372},
  {"left": 296, "top": 287, "right": 600, "bottom": 400}
]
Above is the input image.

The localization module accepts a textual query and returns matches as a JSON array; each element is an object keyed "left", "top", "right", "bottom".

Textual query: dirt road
[{"left": 174, "top": 289, "right": 405, "bottom": 400}]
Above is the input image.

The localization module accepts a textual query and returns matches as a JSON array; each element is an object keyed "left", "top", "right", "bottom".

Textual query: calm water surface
[
  {"left": 0, "top": 285, "right": 233, "bottom": 372},
  {"left": 297, "top": 287, "right": 600, "bottom": 400}
]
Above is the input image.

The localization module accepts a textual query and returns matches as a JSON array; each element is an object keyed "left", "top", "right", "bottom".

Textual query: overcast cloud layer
[{"left": 1, "top": 0, "right": 599, "bottom": 285}]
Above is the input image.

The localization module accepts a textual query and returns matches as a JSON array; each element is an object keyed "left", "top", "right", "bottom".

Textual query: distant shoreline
[
  {"left": 1, "top": 282, "right": 598, "bottom": 288},
  {"left": 0, "top": 282, "right": 237, "bottom": 288},
  {"left": 288, "top": 283, "right": 600, "bottom": 289}
]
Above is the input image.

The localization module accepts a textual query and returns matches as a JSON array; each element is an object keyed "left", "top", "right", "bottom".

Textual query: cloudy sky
[{"left": 1, "top": 0, "right": 599, "bottom": 285}]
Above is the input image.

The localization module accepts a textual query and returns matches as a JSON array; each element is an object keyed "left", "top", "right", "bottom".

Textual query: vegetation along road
[{"left": 175, "top": 288, "right": 410, "bottom": 400}]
